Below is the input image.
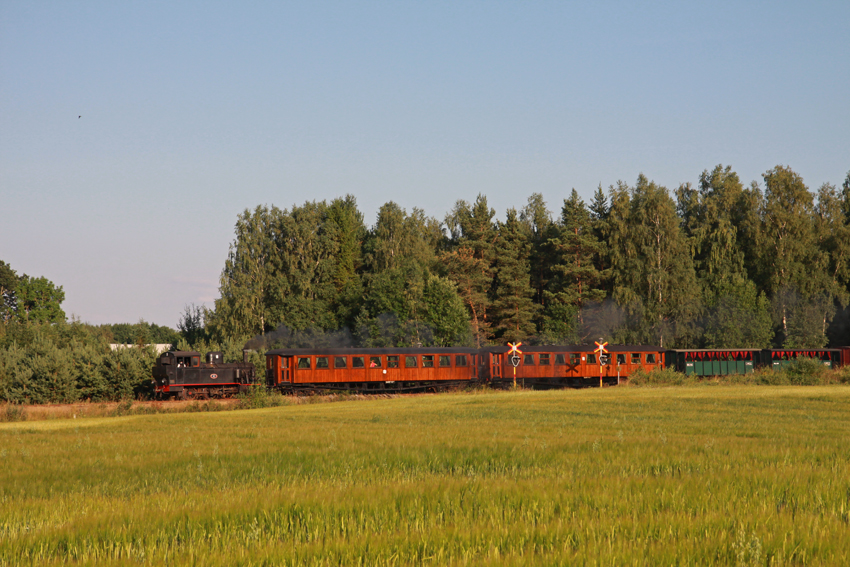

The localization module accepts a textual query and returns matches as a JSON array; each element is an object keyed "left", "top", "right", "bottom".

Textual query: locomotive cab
[{"left": 153, "top": 351, "right": 202, "bottom": 393}]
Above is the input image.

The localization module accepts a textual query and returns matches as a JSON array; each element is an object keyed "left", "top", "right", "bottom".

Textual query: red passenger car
[
  {"left": 265, "top": 348, "right": 480, "bottom": 392},
  {"left": 479, "top": 345, "right": 664, "bottom": 387}
]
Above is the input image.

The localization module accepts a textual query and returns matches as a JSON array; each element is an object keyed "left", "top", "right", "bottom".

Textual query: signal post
[
  {"left": 595, "top": 340, "right": 608, "bottom": 387},
  {"left": 507, "top": 342, "right": 522, "bottom": 388}
]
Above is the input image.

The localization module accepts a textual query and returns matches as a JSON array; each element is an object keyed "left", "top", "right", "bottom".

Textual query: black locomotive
[{"left": 152, "top": 350, "right": 256, "bottom": 399}]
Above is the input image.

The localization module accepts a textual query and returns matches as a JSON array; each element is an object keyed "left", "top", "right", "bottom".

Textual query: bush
[
  {"left": 0, "top": 404, "right": 27, "bottom": 422},
  {"left": 236, "top": 385, "right": 288, "bottom": 410},
  {"left": 627, "top": 366, "right": 694, "bottom": 386},
  {"left": 753, "top": 357, "right": 833, "bottom": 386}
]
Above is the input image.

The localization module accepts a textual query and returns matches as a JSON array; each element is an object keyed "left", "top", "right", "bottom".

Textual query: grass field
[{"left": 2, "top": 386, "right": 850, "bottom": 566}]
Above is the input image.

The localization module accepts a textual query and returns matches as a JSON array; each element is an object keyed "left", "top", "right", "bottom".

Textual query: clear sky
[{"left": 2, "top": 1, "right": 848, "bottom": 328}]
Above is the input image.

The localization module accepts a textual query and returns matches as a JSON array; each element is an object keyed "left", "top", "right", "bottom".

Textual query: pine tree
[
  {"left": 519, "top": 193, "right": 554, "bottom": 312},
  {"left": 491, "top": 209, "right": 537, "bottom": 343},
  {"left": 325, "top": 195, "right": 366, "bottom": 326},
  {"left": 544, "top": 190, "right": 607, "bottom": 342},
  {"left": 588, "top": 183, "right": 609, "bottom": 240},
  {"left": 441, "top": 194, "right": 496, "bottom": 347}
]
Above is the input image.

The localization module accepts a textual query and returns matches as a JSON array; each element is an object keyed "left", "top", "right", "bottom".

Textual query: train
[
  {"left": 152, "top": 350, "right": 256, "bottom": 400},
  {"left": 152, "top": 344, "right": 847, "bottom": 399}
]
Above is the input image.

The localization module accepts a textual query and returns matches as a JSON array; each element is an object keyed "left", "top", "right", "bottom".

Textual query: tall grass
[{"left": 1, "top": 386, "right": 850, "bottom": 564}]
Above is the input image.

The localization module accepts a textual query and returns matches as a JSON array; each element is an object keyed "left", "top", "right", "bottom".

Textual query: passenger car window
[
  {"left": 387, "top": 356, "right": 399, "bottom": 368},
  {"left": 539, "top": 354, "right": 550, "bottom": 365},
  {"left": 631, "top": 353, "right": 641, "bottom": 364},
  {"left": 439, "top": 355, "right": 451, "bottom": 367},
  {"left": 405, "top": 356, "right": 417, "bottom": 368},
  {"left": 352, "top": 357, "right": 365, "bottom": 368},
  {"left": 616, "top": 354, "right": 626, "bottom": 364},
  {"left": 455, "top": 355, "right": 467, "bottom": 366},
  {"left": 334, "top": 357, "right": 347, "bottom": 369},
  {"left": 646, "top": 353, "right": 656, "bottom": 364},
  {"left": 422, "top": 355, "right": 434, "bottom": 368},
  {"left": 569, "top": 353, "right": 579, "bottom": 365},
  {"left": 587, "top": 354, "right": 597, "bottom": 364},
  {"left": 523, "top": 354, "right": 535, "bottom": 365},
  {"left": 555, "top": 354, "right": 566, "bottom": 365},
  {"left": 370, "top": 357, "right": 381, "bottom": 368},
  {"left": 297, "top": 357, "right": 311, "bottom": 369},
  {"left": 316, "top": 357, "right": 329, "bottom": 369}
]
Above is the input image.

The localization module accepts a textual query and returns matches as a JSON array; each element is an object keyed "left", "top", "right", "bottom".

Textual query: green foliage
[
  {"left": 0, "top": 320, "right": 158, "bottom": 403},
  {"left": 626, "top": 365, "right": 694, "bottom": 386},
  {"left": 607, "top": 176, "right": 701, "bottom": 347},
  {"left": 421, "top": 275, "right": 472, "bottom": 346},
  {"left": 103, "top": 320, "right": 180, "bottom": 345},
  {"left": 6, "top": 273, "right": 66, "bottom": 324},
  {"left": 702, "top": 278, "right": 774, "bottom": 348},
  {"left": 177, "top": 304, "right": 208, "bottom": 345},
  {"left": 235, "top": 383, "right": 288, "bottom": 410},
  {"left": 538, "top": 301, "right": 580, "bottom": 344},
  {"left": 193, "top": 166, "right": 850, "bottom": 350},
  {"left": 441, "top": 195, "right": 496, "bottom": 347},
  {"left": 491, "top": 208, "right": 537, "bottom": 342},
  {"left": 0, "top": 261, "right": 17, "bottom": 324},
  {"left": 211, "top": 198, "right": 368, "bottom": 340},
  {"left": 629, "top": 357, "right": 840, "bottom": 387},
  {"left": 545, "top": 190, "right": 608, "bottom": 341},
  {"left": 519, "top": 193, "right": 555, "bottom": 310}
]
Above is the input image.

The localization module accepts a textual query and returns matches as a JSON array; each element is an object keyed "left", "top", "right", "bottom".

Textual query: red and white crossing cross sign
[
  {"left": 594, "top": 341, "right": 608, "bottom": 355},
  {"left": 507, "top": 342, "right": 523, "bottom": 355}
]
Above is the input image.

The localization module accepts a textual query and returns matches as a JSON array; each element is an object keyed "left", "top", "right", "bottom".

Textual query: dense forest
[
  {"left": 2, "top": 164, "right": 849, "bottom": 404},
  {"left": 210, "top": 165, "right": 850, "bottom": 351}
]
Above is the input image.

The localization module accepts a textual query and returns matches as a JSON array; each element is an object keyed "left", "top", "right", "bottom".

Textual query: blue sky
[{"left": 2, "top": 1, "right": 848, "bottom": 327}]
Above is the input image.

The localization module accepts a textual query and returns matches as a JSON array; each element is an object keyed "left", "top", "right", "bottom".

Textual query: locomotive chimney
[{"left": 243, "top": 349, "right": 251, "bottom": 363}]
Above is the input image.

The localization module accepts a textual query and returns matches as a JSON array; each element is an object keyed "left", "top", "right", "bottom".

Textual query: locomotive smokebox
[{"left": 206, "top": 351, "right": 223, "bottom": 364}]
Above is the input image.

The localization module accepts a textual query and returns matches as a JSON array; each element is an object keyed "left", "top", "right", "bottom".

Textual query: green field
[{"left": 2, "top": 386, "right": 850, "bottom": 565}]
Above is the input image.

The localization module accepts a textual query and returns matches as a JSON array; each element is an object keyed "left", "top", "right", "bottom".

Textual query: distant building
[{"left": 109, "top": 344, "right": 173, "bottom": 355}]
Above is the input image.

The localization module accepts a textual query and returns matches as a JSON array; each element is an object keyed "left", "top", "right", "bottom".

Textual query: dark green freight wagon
[
  {"left": 664, "top": 350, "right": 766, "bottom": 376},
  {"left": 763, "top": 349, "right": 840, "bottom": 369}
]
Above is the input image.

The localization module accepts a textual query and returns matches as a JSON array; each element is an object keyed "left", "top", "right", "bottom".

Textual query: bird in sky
[{"left": 78, "top": 115, "right": 81, "bottom": 119}]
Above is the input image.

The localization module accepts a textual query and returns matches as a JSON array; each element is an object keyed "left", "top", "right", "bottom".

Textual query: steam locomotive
[{"left": 152, "top": 350, "right": 256, "bottom": 400}]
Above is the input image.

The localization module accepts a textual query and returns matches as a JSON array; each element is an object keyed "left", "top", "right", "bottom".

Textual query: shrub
[
  {"left": 236, "top": 384, "right": 288, "bottom": 410},
  {"left": 0, "top": 404, "right": 27, "bottom": 422},
  {"left": 754, "top": 357, "right": 833, "bottom": 386},
  {"left": 627, "top": 366, "right": 694, "bottom": 386}
]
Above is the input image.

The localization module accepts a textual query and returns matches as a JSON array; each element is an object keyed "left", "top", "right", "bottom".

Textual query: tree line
[
  {"left": 208, "top": 165, "right": 850, "bottom": 351},
  {"left": 3, "top": 163, "right": 850, "bottom": 404}
]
